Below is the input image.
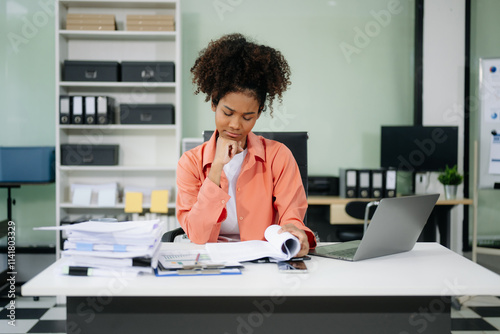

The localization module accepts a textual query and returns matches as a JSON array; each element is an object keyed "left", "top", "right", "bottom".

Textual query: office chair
[
  {"left": 336, "top": 200, "right": 379, "bottom": 242},
  {"left": 162, "top": 131, "right": 309, "bottom": 242}
]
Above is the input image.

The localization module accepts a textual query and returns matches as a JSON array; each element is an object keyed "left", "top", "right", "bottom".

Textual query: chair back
[
  {"left": 203, "top": 131, "right": 308, "bottom": 195},
  {"left": 344, "top": 201, "right": 378, "bottom": 220}
]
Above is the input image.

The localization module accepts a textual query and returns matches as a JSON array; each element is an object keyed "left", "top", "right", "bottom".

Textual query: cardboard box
[
  {"left": 126, "top": 24, "right": 174, "bottom": 31},
  {"left": 67, "top": 13, "right": 115, "bottom": 20},
  {"left": 66, "top": 24, "right": 116, "bottom": 31},
  {"left": 126, "top": 15, "right": 174, "bottom": 21}
]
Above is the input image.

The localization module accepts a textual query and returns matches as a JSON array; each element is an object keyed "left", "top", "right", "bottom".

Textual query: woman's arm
[
  {"left": 176, "top": 153, "right": 230, "bottom": 244},
  {"left": 271, "top": 144, "right": 317, "bottom": 251}
]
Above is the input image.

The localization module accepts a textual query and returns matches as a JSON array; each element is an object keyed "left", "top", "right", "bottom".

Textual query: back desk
[
  {"left": 308, "top": 196, "right": 474, "bottom": 248},
  {"left": 22, "top": 242, "right": 500, "bottom": 334}
]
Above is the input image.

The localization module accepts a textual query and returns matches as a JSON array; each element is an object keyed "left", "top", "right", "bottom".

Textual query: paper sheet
[{"left": 488, "top": 134, "right": 500, "bottom": 174}]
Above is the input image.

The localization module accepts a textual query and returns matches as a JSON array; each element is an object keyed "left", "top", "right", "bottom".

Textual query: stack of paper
[
  {"left": 36, "top": 220, "right": 166, "bottom": 277},
  {"left": 126, "top": 15, "right": 175, "bottom": 31},
  {"left": 66, "top": 14, "right": 116, "bottom": 31}
]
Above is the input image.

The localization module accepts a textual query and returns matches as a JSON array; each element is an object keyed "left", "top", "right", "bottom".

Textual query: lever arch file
[
  {"left": 357, "top": 169, "right": 371, "bottom": 198},
  {"left": 71, "top": 96, "right": 83, "bottom": 124},
  {"left": 340, "top": 168, "right": 358, "bottom": 198},
  {"left": 60, "top": 95, "right": 71, "bottom": 124},
  {"left": 85, "top": 96, "right": 96, "bottom": 124}
]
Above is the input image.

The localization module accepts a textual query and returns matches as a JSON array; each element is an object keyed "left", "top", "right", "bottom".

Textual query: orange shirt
[{"left": 176, "top": 131, "right": 317, "bottom": 248}]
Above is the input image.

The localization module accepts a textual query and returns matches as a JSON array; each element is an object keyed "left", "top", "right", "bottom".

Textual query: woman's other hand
[{"left": 279, "top": 224, "right": 310, "bottom": 257}]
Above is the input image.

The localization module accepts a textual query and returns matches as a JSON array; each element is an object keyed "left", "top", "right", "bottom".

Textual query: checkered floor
[{"left": 0, "top": 295, "right": 499, "bottom": 333}]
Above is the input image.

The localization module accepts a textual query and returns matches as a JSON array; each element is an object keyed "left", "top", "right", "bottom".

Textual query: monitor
[{"left": 380, "top": 126, "right": 458, "bottom": 172}]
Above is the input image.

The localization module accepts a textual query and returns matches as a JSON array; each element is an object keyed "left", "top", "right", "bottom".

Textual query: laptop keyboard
[{"left": 326, "top": 248, "right": 357, "bottom": 258}]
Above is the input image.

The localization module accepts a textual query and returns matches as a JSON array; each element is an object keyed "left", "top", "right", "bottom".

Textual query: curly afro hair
[{"left": 190, "top": 33, "right": 291, "bottom": 116}]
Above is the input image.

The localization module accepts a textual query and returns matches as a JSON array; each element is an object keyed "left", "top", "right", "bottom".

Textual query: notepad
[
  {"left": 125, "top": 192, "right": 143, "bottom": 213},
  {"left": 150, "top": 190, "right": 169, "bottom": 213}
]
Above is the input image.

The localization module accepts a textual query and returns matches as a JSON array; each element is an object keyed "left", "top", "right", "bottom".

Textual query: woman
[{"left": 176, "top": 33, "right": 316, "bottom": 256}]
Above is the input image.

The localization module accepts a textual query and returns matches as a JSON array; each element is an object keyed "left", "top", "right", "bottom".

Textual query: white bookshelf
[{"left": 55, "top": 0, "right": 181, "bottom": 257}]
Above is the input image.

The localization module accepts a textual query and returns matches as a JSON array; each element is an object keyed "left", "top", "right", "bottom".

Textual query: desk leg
[
  {"left": 421, "top": 206, "right": 452, "bottom": 248},
  {"left": 66, "top": 296, "right": 450, "bottom": 334}
]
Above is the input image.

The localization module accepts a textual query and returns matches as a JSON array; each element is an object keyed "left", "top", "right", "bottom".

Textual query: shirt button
[
  {"left": 239, "top": 217, "right": 243, "bottom": 220},
  {"left": 237, "top": 187, "right": 241, "bottom": 192},
  {"left": 221, "top": 200, "right": 225, "bottom": 204}
]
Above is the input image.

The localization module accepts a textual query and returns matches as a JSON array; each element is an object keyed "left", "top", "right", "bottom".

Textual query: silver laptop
[{"left": 309, "top": 194, "right": 440, "bottom": 261}]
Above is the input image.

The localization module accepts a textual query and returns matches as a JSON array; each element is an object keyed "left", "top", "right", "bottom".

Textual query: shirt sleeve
[
  {"left": 176, "top": 153, "right": 230, "bottom": 244},
  {"left": 271, "top": 144, "right": 317, "bottom": 249}
]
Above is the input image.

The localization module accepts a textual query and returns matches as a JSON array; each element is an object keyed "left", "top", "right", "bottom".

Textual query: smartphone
[{"left": 277, "top": 260, "right": 308, "bottom": 273}]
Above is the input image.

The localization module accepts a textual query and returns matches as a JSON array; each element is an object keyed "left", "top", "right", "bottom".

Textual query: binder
[
  {"left": 384, "top": 169, "right": 397, "bottom": 198},
  {"left": 84, "top": 96, "right": 96, "bottom": 124},
  {"left": 370, "top": 169, "right": 385, "bottom": 198},
  {"left": 59, "top": 95, "right": 71, "bottom": 124},
  {"left": 357, "top": 169, "right": 371, "bottom": 198},
  {"left": 97, "top": 96, "right": 114, "bottom": 124},
  {"left": 71, "top": 96, "right": 84, "bottom": 124},
  {"left": 340, "top": 168, "right": 358, "bottom": 198}
]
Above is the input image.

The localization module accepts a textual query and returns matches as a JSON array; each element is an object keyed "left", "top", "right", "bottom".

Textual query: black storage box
[
  {"left": 120, "top": 104, "right": 175, "bottom": 124},
  {"left": 308, "top": 176, "right": 339, "bottom": 196},
  {"left": 121, "top": 61, "right": 175, "bottom": 83},
  {"left": 63, "top": 60, "right": 120, "bottom": 82},
  {"left": 61, "top": 144, "right": 119, "bottom": 166}
]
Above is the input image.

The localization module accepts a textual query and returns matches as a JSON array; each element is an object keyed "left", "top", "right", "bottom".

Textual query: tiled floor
[
  {"left": 0, "top": 296, "right": 66, "bottom": 334},
  {"left": 0, "top": 294, "right": 499, "bottom": 333}
]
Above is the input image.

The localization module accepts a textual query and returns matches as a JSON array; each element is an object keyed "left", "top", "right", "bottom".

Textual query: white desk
[{"left": 22, "top": 243, "right": 500, "bottom": 334}]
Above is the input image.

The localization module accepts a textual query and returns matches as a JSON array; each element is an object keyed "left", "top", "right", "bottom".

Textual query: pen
[{"left": 195, "top": 253, "right": 200, "bottom": 265}]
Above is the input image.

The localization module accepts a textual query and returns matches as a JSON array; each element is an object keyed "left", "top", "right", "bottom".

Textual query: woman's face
[{"left": 212, "top": 91, "right": 261, "bottom": 148}]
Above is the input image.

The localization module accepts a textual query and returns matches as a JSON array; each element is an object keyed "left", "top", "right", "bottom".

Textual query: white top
[
  {"left": 21, "top": 243, "right": 500, "bottom": 297},
  {"left": 220, "top": 149, "right": 247, "bottom": 238}
]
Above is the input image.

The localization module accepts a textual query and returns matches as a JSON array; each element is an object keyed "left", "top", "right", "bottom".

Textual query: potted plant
[{"left": 437, "top": 165, "right": 463, "bottom": 199}]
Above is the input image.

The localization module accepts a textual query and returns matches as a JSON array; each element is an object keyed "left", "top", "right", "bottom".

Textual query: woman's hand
[
  {"left": 213, "top": 136, "right": 244, "bottom": 166},
  {"left": 208, "top": 137, "right": 244, "bottom": 186},
  {"left": 279, "top": 224, "right": 310, "bottom": 257}
]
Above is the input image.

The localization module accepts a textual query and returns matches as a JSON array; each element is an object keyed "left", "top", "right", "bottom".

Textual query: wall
[
  {"left": 0, "top": 0, "right": 56, "bottom": 247},
  {"left": 10, "top": 0, "right": 499, "bottom": 250},
  {"left": 181, "top": 0, "right": 415, "bottom": 175}
]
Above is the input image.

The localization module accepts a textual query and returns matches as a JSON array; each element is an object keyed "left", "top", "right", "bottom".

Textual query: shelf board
[
  {"left": 59, "top": 165, "right": 176, "bottom": 172},
  {"left": 59, "top": 82, "right": 176, "bottom": 89},
  {"left": 59, "top": 0, "right": 176, "bottom": 9},
  {"left": 59, "top": 124, "right": 176, "bottom": 131},
  {"left": 59, "top": 30, "right": 176, "bottom": 41},
  {"left": 60, "top": 202, "right": 176, "bottom": 209}
]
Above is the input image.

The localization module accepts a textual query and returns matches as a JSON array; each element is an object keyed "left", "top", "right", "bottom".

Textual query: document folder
[
  {"left": 71, "top": 96, "right": 83, "bottom": 124},
  {"left": 84, "top": 96, "right": 96, "bottom": 124},
  {"left": 357, "top": 169, "right": 371, "bottom": 198},
  {"left": 340, "top": 168, "right": 358, "bottom": 198},
  {"left": 60, "top": 95, "right": 71, "bottom": 124},
  {"left": 97, "top": 96, "right": 114, "bottom": 124},
  {"left": 370, "top": 169, "right": 385, "bottom": 198},
  {"left": 384, "top": 169, "right": 397, "bottom": 198}
]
